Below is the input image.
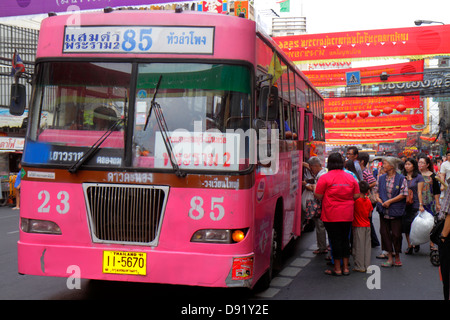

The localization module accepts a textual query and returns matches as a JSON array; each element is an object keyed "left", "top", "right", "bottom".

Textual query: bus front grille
[{"left": 83, "top": 184, "right": 169, "bottom": 245}]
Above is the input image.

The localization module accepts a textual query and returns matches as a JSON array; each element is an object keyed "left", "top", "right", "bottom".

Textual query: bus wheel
[{"left": 256, "top": 216, "right": 282, "bottom": 291}]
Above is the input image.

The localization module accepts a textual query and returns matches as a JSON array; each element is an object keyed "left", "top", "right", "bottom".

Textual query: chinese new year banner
[
  {"left": 325, "top": 131, "right": 407, "bottom": 143},
  {"left": 324, "top": 95, "right": 422, "bottom": 114},
  {"left": 303, "top": 60, "right": 424, "bottom": 87},
  {"left": 324, "top": 95, "right": 425, "bottom": 130},
  {"left": 326, "top": 112, "right": 424, "bottom": 129},
  {"left": 273, "top": 25, "right": 450, "bottom": 63}
]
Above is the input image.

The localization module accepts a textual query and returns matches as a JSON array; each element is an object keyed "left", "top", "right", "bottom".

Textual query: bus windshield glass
[
  {"left": 133, "top": 63, "right": 251, "bottom": 172},
  {"left": 25, "top": 61, "right": 130, "bottom": 168},
  {"left": 24, "top": 61, "right": 252, "bottom": 172}
]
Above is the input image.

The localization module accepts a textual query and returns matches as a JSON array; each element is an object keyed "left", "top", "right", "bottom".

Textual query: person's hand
[{"left": 382, "top": 200, "right": 391, "bottom": 208}]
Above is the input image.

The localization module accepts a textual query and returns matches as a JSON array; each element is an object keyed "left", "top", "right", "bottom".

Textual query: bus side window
[
  {"left": 291, "top": 106, "right": 298, "bottom": 140},
  {"left": 257, "top": 86, "right": 278, "bottom": 121},
  {"left": 282, "top": 101, "right": 296, "bottom": 140}
]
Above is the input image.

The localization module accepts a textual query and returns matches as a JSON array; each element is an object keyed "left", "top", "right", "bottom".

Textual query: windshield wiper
[
  {"left": 68, "top": 117, "right": 124, "bottom": 174},
  {"left": 144, "top": 74, "right": 162, "bottom": 131},
  {"left": 144, "top": 75, "right": 186, "bottom": 178}
]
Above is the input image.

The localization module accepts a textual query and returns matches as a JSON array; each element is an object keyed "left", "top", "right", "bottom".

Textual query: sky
[
  {"left": 256, "top": 0, "right": 450, "bottom": 34},
  {"left": 3, "top": 0, "right": 450, "bottom": 32}
]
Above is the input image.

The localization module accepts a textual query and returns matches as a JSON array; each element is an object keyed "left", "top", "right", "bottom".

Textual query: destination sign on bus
[
  {"left": 63, "top": 26, "right": 215, "bottom": 55},
  {"left": 154, "top": 131, "right": 240, "bottom": 171}
]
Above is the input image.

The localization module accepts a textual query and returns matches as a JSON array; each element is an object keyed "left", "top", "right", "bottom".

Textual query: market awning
[{"left": 0, "top": 108, "right": 27, "bottom": 128}]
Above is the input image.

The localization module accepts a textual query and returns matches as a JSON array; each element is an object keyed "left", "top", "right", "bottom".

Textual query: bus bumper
[{"left": 17, "top": 241, "right": 255, "bottom": 288}]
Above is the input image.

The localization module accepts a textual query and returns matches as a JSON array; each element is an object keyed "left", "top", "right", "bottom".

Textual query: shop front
[{"left": 0, "top": 137, "right": 24, "bottom": 205}]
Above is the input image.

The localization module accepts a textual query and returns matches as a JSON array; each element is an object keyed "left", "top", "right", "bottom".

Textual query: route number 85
[
  {"left": 37, "top": 190, "right": 70, "bottom": 214},
  {"left": 188, "top": 196, "right": 225, "bottom": 221},
  {"left": 122, "top": 28, "right": 152, "bottom": 52}
]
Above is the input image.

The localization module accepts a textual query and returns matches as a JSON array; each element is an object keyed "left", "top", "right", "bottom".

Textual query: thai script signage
[
  {"left": 63, "top": 26, "right": 215, "bottom": 55},
  {"left": 325, "top": 96, "right": 421, "bottom": 114},
  {"left": 375, "top": 68, "right": 450, "bottom": 95},
  {"left": 154, "top": 131, "right": 240, "bottom": 171},
  {"left": 0, "top": 137, "right": 24, "bottom": 150},
  {"left": 273, "top": 25, "right": 450, "bottom": 63}
]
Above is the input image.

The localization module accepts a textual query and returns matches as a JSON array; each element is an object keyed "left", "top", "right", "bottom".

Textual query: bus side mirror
[
  {"left": 258, "top": 86, "right": 278, "bottom": 121},
  {"left": 10, "top": 83, "right": 26, "bottom": 116}
]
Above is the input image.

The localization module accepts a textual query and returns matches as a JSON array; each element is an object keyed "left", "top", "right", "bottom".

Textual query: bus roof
[
  {"left": 37, "top": 10, "right": 256, "bottom": 63},
  {"left": 256, "top": 25, "right": 323, "bottom": 100}
]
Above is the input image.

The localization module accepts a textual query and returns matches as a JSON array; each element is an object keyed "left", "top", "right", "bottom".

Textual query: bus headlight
[
  {"left": 21, "top": 218, "right": 62, "bottom": 235},
  {"left": 191, "top": 229, "right": 248, "bottom": 244}
]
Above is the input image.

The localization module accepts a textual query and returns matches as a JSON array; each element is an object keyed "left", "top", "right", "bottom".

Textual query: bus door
[{"left": 290, "top": 107, "right": 315, "bottom": 236}]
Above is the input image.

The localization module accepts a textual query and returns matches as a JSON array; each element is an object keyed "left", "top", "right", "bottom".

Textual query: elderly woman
[
  {"left": 375, "top": 157, "right": 408, "bottom": 267},
  {"left": 315, "top": 153, "right": 359, "bottom": 276}
]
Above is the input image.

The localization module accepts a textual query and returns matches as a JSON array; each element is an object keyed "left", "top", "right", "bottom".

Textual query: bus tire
[{"left": 255, "top": 202, "right": 283, "bottom": 290}]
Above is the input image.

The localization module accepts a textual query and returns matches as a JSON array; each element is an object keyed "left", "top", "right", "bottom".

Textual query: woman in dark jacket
[
  {"left": 402, "top": 158, "right": 424, "bottom": 254},
  {"left": 375, "top": 157, "right": 408, "bottom": 267}
]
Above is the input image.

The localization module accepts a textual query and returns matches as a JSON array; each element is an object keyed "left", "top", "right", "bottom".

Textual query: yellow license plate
[{"left": 103, "top": 251, "right": 147, "bottom": 276}]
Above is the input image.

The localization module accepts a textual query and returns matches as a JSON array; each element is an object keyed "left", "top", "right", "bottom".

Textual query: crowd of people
[{"left": 302, "top": 148, "right": 450, "bottom": 300}]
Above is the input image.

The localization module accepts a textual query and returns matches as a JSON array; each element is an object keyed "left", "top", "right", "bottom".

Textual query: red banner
[
  {"left": 326, "top": 131, "right": 407, "bottom": 142},
  {"left": 326, "top": 112, "right": 424, "bottom": 129},
  {"left": 303, "top": 60, "right": 424, "bottom": 87},
  {"left": 325, "top": 96, "right": 422, "bottom": 114},
  {"left": 273, "top": 25, "right": 450, "bottom": 63},
  {"left": 327, "top": 125, "right": 422, "bottom": 133}
]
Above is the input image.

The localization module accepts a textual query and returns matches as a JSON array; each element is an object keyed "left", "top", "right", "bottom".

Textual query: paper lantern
[
  {"left": 371, "top": 109, "right": 381, "bottom": 117},
  {"left": 383, "top": 106, "right": 393, "bottom": 114},
  {"left": 324, "top": 114, "right": 333, "bottom": 121},
  {"left": 336, "top": 113, "right": 345, "bottom": 120},
  {"left": 396, "top": 104, "right": 406, "bottom": 113},
  {"left": 359, "top": 111, "right": 369, "bottom": 119},
  {"left": 347, "top": 112, "right": 357, "bottom": 120}
]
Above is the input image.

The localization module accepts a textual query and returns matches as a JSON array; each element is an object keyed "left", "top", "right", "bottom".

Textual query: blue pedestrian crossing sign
[{"left": 346, "top": 71, "right": 361, "bottom": 86}]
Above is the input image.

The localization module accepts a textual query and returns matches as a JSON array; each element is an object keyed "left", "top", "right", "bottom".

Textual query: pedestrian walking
[
  {"left": 13, "top": 163, "right": 21, "bottom": 210},
  {"left": 402, "top": 158, "right": 424, "bottom": 254},
  {"left": 439, "top": 151, "right": 450, "bottom": 184},
  {"left": 315, "top": 152, "right": 359, "bottom": 276},
  {"left": 344, "top": 159, "right": 360, "bottom": 181},
  {"left": 418, "top": 156, "right": 441, "bottom": 215},
  {"left": 375, "top": 157, "right": 407, "bottom": 267},
  {"left": 438, "top": 185, "right": 450, "bottom": 300},
  {"left": 346, "top": 146, "right": 363, "bottom": 181},
  {"left": 352, "top": 180, "right": 373, "bottom": 272},
  {"left": 359, "top": 152, "right": 380, "bottom": 247},
  {"left": 303, "top": 156, "right": 328, "bottom": 254},
  {"left": 418, "top": 156, "right": 441, "bottom": 251}
]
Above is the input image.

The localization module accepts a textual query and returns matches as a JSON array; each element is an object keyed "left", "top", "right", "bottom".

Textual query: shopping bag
[
  {"left": 410, "top": 210, "right": 435, "bottom": 245},
  {"left": 301, "top": 189, "right": 314, "bottom": 212}
]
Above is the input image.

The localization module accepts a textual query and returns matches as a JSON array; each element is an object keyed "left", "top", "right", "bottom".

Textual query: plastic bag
[
  {"left": 410, "top": 210, "right": 435, "bottom": 245},
  {"left": 302, "top": 189, "right": 314, "bottom": 212}
]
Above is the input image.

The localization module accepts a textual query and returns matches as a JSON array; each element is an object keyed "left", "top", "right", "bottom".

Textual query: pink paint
[
  {"left": 18, "top": 10, "right": 320, "bottom": 288},
  {"left": 37, "top": 11, "right": 256, "bottom": 64},
  {"left": 18, "top": 181, "right": 259, "bottom": 287}
]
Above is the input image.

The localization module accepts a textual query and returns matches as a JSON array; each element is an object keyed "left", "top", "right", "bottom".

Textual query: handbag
[
  {"left": 406, "top": 188, "right": 414, "bottom": 205},
  {"left": 430, "top": 218, "right": 445, "bottom": 245},
  {"left": 305, "top": 198, "right": 321, "bottom": 219}
]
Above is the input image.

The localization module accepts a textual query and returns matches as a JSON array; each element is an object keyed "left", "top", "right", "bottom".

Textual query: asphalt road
[{"left": 0, "top": 205, "right": 445, "bottom": 301}]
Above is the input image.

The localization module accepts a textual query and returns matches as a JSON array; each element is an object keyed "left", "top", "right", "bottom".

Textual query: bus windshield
[{"left": 24, "top": 61, "right": 252, "bottom": 172}]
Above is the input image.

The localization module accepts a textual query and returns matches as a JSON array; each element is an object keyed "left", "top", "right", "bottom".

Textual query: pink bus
[{"left": 15, "top": 8, "right": 324, "bottom": 289}]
